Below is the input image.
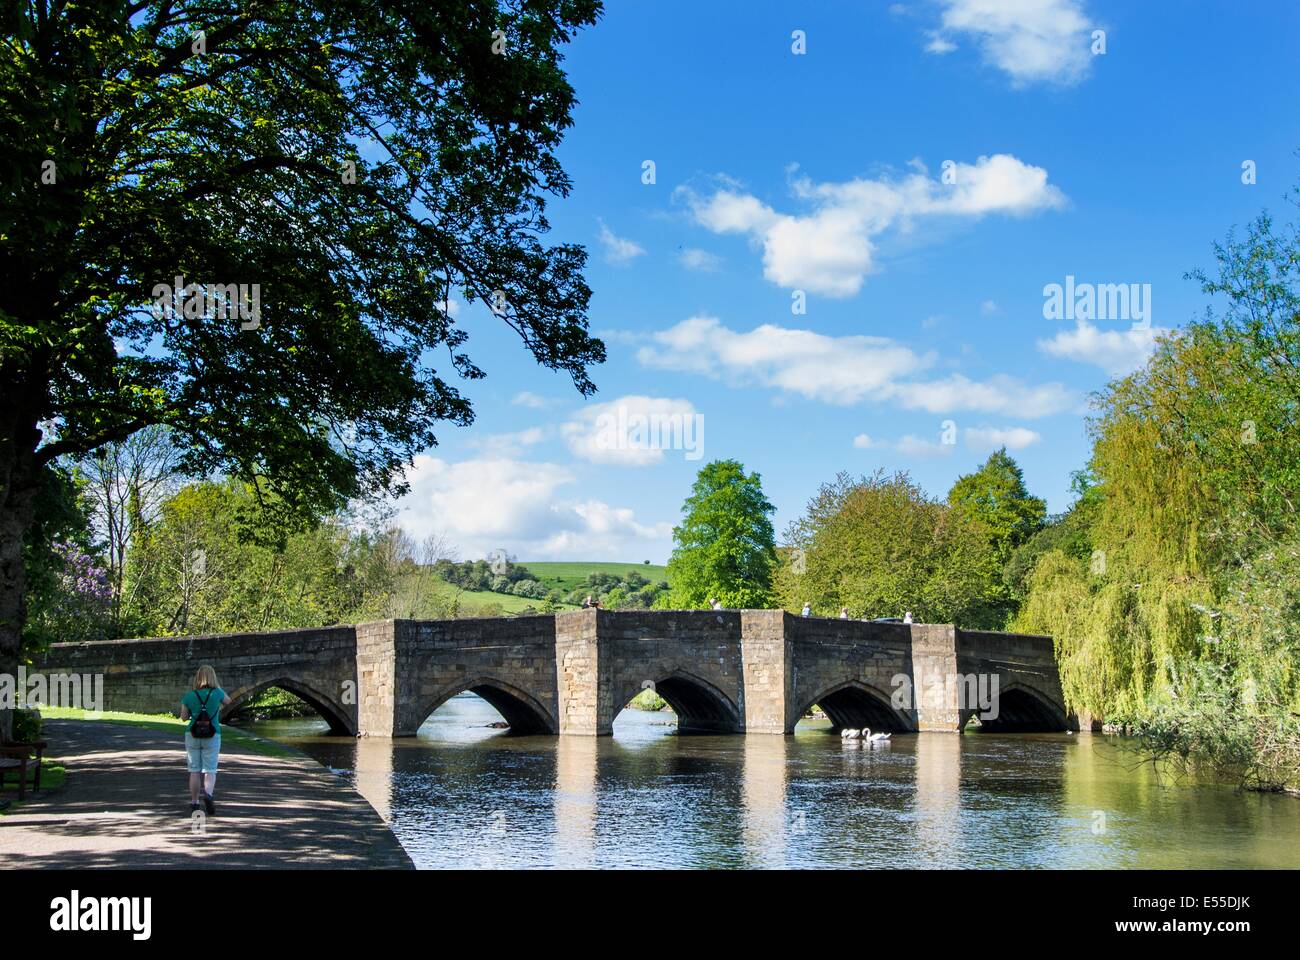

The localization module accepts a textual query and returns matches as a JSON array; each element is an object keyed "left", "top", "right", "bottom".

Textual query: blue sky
[{"left": 395, "top": 0, "right": 1300, "bottom": 564}]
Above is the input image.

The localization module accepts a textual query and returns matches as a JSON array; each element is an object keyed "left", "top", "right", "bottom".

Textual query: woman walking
[{"left": 180, "top": 665, "right": 231, "bottom": 816}]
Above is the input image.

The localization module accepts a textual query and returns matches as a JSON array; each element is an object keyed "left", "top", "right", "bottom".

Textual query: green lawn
[{"left": 40, "top": 706, "right": 296, "bottom": 757}]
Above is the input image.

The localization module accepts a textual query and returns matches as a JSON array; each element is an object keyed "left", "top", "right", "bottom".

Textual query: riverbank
[{"left": 0, "top": 719, "right": 413, "bottom": 869}]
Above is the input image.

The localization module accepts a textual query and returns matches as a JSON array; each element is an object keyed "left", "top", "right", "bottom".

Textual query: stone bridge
[{"left": 34, "top": 610, "right": 1073, "bottom": 736}]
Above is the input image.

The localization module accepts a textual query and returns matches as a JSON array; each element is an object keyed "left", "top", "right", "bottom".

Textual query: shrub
[
  {"left": 1132, "top": 660, "right": 1300, "bottom": 793},
  {"left": 12, "top": 708, "right": 43, "bottom": 743}
]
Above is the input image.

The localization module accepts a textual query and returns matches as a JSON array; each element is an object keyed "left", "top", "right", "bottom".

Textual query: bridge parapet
[{"left": 34, "top": 626, "right": 358, "bottom": 734}]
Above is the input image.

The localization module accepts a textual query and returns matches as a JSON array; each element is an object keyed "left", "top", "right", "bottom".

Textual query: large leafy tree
[
  {"left": 0, "top": 0, "right": 605, "bottom": 729},
  {"left": 947, "top": 448, "right": 1046, "bottom": 564},
  {"left": 127, "top": 479, "right": 397, "bottom": 635},
  {"left": 778, "top": 470, "right": 1001, "bottom": 625},
  {"left": 666, "top": 459, "right": 776, "bottom": 609},
  {"left": 946, "top": 447, "right": 1046, "bottom": 617}
]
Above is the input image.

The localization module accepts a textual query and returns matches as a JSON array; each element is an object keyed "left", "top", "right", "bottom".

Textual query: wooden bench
[{"left": 0, "top": 741, "right": 47, "bottom": 800}]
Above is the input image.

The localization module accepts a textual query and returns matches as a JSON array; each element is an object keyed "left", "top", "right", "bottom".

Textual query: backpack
[{"left": 190, "top": 689, "right": 217, "bottom": 739}]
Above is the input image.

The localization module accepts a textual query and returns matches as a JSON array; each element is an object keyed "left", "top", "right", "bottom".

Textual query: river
[{"left": 237, "top": 694, "right": 1300, "bottom": 869}]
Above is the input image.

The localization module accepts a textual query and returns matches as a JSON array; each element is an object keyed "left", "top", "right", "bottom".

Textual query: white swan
[
  {"left": 840, "top": 728, "right": 862, "bottom": 740},
  {"left": 863, "top": 727, "right": 891, "bottom": 743}
]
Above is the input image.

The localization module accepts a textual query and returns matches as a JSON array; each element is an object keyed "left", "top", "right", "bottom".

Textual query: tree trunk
[{"left": 0, "top": 420, "right": 41, "bottom": 743}]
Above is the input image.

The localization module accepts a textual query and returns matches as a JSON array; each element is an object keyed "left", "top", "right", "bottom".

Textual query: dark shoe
[
  {"left": 189, "top": 802, "right": 201, "bottom": 814},
  {"left": 202, "top": 793, "right": 215, "bottom": 815}
]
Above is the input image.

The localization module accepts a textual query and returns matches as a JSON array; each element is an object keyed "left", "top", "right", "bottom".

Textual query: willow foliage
[{"left": 1017, "top": 205, "right": 1300, "bottom": 786}]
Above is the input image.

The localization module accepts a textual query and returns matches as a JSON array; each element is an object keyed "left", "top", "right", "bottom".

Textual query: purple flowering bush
[{"left": 24, "top": 539, "right": 113, "bottom": 651}]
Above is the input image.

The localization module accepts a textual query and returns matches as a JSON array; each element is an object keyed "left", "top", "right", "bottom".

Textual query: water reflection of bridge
[{"left": 37, "top": 609, "right": 1073, "bottom": 737}]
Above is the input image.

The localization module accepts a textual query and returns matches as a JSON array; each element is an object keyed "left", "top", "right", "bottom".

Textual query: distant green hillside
[
  {"left": 424, "top": 577, "right": 578, "bottom": 614},
  {"left": 522, "top": 561, "right": 668, "bottom": 595},
  {"left": 400, "top": 561, "right": 669, "bottom": 617}
]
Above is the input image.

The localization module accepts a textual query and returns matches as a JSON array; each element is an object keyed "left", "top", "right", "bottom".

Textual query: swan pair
[{"left": 841, "top": 727, "right": 891, "bottom": 743}]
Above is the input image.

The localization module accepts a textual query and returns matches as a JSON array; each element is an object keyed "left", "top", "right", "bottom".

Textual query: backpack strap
[{"left": 193, "top": 688, "right": 214, "bottom": 722}]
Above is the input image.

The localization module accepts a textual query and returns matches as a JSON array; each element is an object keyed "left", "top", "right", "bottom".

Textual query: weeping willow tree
[
  {"left": 1017, "top": 203, "right": 1300, "bottom": 789},
  {"left": 1019, "top": 554, "right": 1215, "bottom": 721},
  {"left": 1015, "top": 332, "right": 1222, "bottom": 719}
]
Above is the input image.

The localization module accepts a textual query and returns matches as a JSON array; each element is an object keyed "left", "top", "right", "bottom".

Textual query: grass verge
[{"left": 39, "top": 706, "right": 297, "bottom": 758}]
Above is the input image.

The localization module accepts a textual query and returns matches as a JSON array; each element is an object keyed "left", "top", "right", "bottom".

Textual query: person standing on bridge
[{"left": 179, "top": 664, "right": 231, "bottom": 816}]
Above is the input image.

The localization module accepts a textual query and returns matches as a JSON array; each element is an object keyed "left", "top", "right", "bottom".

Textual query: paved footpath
[{"left": 0, "top": 720, "right": 413, "bottom": 869}]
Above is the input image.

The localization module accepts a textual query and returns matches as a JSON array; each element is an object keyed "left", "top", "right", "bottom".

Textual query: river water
[{"left": 239, "top": 694, "right": 1300, "bottom": 869}]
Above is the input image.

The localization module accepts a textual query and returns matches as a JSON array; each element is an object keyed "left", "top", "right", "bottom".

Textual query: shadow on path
[{"left": 0, "top": 720, "right": 412, "bottom": 869}]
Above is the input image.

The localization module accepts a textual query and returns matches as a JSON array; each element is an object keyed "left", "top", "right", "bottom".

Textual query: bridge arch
[
  {"left": 961, "top": 681, "right": 1069, "bottom": 732},
  {"left": 224, "top": 676, "right": 355, "bottom": 736},
  {"left": 612, "top": 669, "right": 742, "bottom": 734},
  {"left": 797, "top": 679, "right": 916, "bottom": 734},
  {"left": 413, "top": 677, "right": 557, "bottom": 735}
]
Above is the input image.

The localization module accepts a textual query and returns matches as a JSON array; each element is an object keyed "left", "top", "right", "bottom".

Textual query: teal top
[{"left": 181, "top": 687, "right": 226, "bottom": 734}]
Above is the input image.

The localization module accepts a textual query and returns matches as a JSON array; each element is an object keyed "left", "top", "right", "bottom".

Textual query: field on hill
[
  {"left": 522, "top": 561, "right": 668, "bottom": 594},
  {"left": 397, "top": 561, "right": 670, "bottom": 618},
  {"left": 424, "top": 577, "right": 579, "bottom": 614}
]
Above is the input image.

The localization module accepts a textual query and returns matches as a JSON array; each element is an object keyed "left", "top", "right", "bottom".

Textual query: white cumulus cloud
[
  {"left": 965, "top": 425, "right": 1042, "bottom": 451},
  {"left": 562, "top": 395, "right": 704, "bottom": 466},
  {"left": 511, "top": 391, "right": 553, "bottom": 409},
  {"left": 679, "top": 154, "right": 1065, "bottom": 297},
  {"left": 638, "top": 315, "right": 931, "bottom": 405},
  {"left": 930, "top": 0, "right": 1096, "bottom": 88},
  {"left": 471, "top": 426, "right": 548, "bottom": 457},
  {"left": 396, "top": 455, "right": 671, "bottom": 561},
  {"left": 679, "top": 247, "right": 722, "bottom": 271},
  {"left": 925, "top": 32, "right": 958, "bottom": 54},
  {"left": 638, "top": 316, "right": 1075, "bottom": 417},
  {"left": 1038, "top": 321, "right": 1167, "bottom": 377},
  {"left": 890, "top": 373, "right": 1075, "bottom": 418},
  {"left": 895, "top": 434, "right": 956, "bottom": 458},
  {"left": 597, "top": 218, "right": 646, "bottom": 266}
]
